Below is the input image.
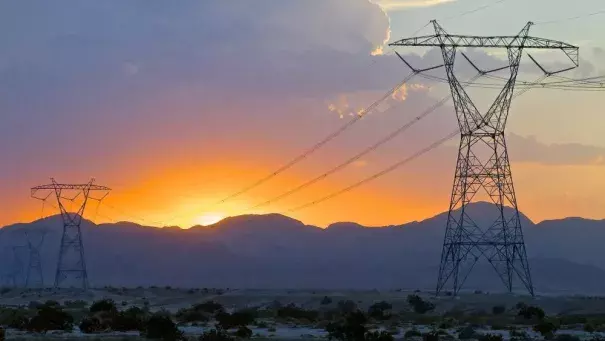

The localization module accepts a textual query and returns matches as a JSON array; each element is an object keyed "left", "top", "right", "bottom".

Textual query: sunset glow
[{"left": 195, "top": 213, "right": 225, "bottom": 226}]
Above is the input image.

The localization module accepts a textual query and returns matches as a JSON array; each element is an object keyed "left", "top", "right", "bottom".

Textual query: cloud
[
  {"left": 374, "top": 0, "right": 456, "bottom": 10},
  {"left": 507, "top": 134, "right": 605, "bottom": 166}
]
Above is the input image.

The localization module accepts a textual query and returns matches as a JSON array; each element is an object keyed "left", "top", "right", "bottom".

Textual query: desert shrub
[
  {"left": 216, "top": 311, "right": 256, "bottom": 330},
  {"left": 478, "top": 334, "right": 503, "bottom": 341},
  {"left": 194, "top": 301, "right": 224, "bottom": 315},
  {"left": 322, "top": 296, "right": 333, "bottom": 305},
  {"left": 518, "top": 304, "right": 545, "bottom": 320},
  {"left": 492, "top": 306, "right": 506, "bottom": 315},
  {"left": 0, "top": 307, "right": 30, "bottom": 330},
  {"left": 585, "top": 323, "right": 597, "bottom": 333},
  {"left": 326, "top": 311, "right": 367, "bottom": 341},
  {"left": 0, "top": 327, "right": 4, "bottom": 341},
  {"left": 143, "top": 314, "right": 183, "bottom": 341},
  {"left": 423, "top": 331, "right": 439, "bottom": 341},
  {"left": 79, "top": 317, "right": 104, "bottom": 333},
  {"left": 0, "top": 288, "right": 10, "bottom": 295},
  {"left": 27, "top": 302, "right": 73, "bottom": 333},
  {"left": 533, "top": 319, "right": 559, "bottom": 339},
  {"left": 277, "top": 304, "right": 319, "bottom": 322},
  {"left": 407, "top": 295, "right": 435, "bottom": 314},
  {"left": 405, "top": 329, "right": 422, "bottom": 339},
  {"left": 65, "top": 300, "right": 88, "bottom": 309},
  {"left": 368, "top": 301, "right": 392, "bottom": 320},
  {"left": 490, "top": 323, "right": 508, "bottom": 330},
  {"left": 366, "top": 330, "right": 394, "bottom": 341},
  {"left": 176, "top": 308, "right": 208, "bottom": 324},
  {"left": 555, "top": 335, "right": 581, "bottom": 341},
  {"left": 438, "top": 317, "right": 457, "bottom": 329},
  {"left": 267, "top": 326, "right": 277, "bottom": 332},
  {"left": 111, "top": 307, "right": 146, "bottom": 332},
  {"left": 89, "top": 299, "right": 117, "bottom": 314},
  {"left": 337, "top": 300, "right": 358, "bottom": 314},
  {"left": 458, "top": 326, "right": 478, "bottom": 340},
  {"left": 199, "top": 329, "right": 234, "bottom": 341},
  {"left": 235, "top": 326, "right": 253, "bottom": 339}
]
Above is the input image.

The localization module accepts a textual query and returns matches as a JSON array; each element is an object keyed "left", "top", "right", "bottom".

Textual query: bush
[
  {"left": 478, "top": 334, "right": 503, "bottom": 341},
  {"left": 458, "top": 326, "right": 478, "bottom": 340},
  {"left": 27, "top": 303, "right": 74, "bottom": 333},
  {"left": 368, "top": 301, "right": 392, "bottom": 320},
  {"left": 407, "top": 295, "right": 435, "bottom": 314},
  {"left": 79, "top": 317, "right": 104, "bottom": 334},
  {"left": 216, "top": 311, "right": 256, "bottom": 330},
  {"left": 423, "top": 332, "right": 439, "bottom": 341},
  {"left": 533, "top": 319, "right": 559, "bottom": 340},
  {"left": 277, "top": 304, "right": 319, "bottom": 322},
  {"left": 194, "top": 301, "right": 224, "bottom": 315},
  {"left": 555, "top": 335, "right": 581, "bottom": 341},
  {"left": 321, "top": 296, "right": 333, "bottom": 305},
  {"left": 235, "top": 326, "right": 253, "bottom": 339},
  {"left": 405, "top": 329, "right": 422, "bottom": 339},
  {"left": 89, "top": 299, "right": 117, "bottom": 314},
  {"left": 326, "top": 311, "right": 367, "bottom": 341},
  {"left": 144, "top": 314, "right": 183, "bottom": 341},
  {"left": 199, "top": 329, "right": 234, "bottom": 341},
  {"left": 111, "top": 307, "right": 146, "bottom": 332},
  {"left": 492, "top": 306, "right": 506, "bottom": 315},
  {"left": 176, "top": 308, "right": 208, "bottom": 324},
  {"left": 337, "top": 300, "right": 358, "bottom": 314},
  {"left": 518, "top": 305, "right": 545, "bottom": 320},
  {"left": 366, "top": 331, "right": 394, "bottom": 341}
]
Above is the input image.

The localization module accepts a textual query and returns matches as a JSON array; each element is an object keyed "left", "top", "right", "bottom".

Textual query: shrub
[
  {"left": 518, "top": 305, "right": 545, "bottom": 320},
  {"left": 458, "top": 326, "right": 478, "bottom": 340},
  {"left": 321, "top": 296, "right": 333, "bottom": 305},
  {"left": 366, "top": 330, "right": 394, "bottom": 341},
  {"left": 216, "top": 311, "right": 255, "bottom": 330},
  {"left": 277, "top": 304, "right": 319, "bottom": 322},
  {"left": 533, "top": 319, "right": 559, "bottom": 340},
  {"left": 326, "top": 311, "right": 367, "bottom": 341},
  {"left": 194, "top": 301, "right": 224, "bottom": 315},
  {"left": 176, "top": 308, "right": 208, "bottom": 324},
  {"left": 111, "top": 307, "right": 146, "bottom": 332},
  {"left": 79, "top": 317, "right": 104, "bottom": 334},
  {"left": 144, "top": 314, "right": 183, "bottom": 341},
  {"left": 478, "top": 334, "right": 503, "bottom": 341},
  {"left": 89, "top": 299, "right": 117, "bottom": 314},
  {"left": 554, "top": 335, "right": 581, "bottom": 341},
  {"left": 585, "top": 323, "right": 596, "bottom": 333},
  {"left": 235, "top": 326, "right": 253, "bottom": 339},
  {"left": 199, "top": 329, "right": 234, "bottom": 341},
  {"left": 337, "top": 300, "right": 358, "bottom": 314},
  {"left": 405, "top": 329, "right": 422, "bottom": 339},
  {"left": 492, "top": 305, "right": 506, "bottom": 315},
  {"left": 368, "top": 301, "right": 392, "bottom": 320},
  {"left": 407, "top": 295, "right": 435, "bottom": 314},
  {"left": 27, "top": 303, "right": 73, "bottom": 333},
  {"left": 0, "top": 327, "right": 4, "bottom": 341},
  {"left": 423, "top": 332, "right": 439, "bottom": 341}
]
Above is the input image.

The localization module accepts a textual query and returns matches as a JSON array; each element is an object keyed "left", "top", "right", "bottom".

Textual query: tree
[
  {"left": 216, "top": 311, "right": 255, "bottom": 330},
  {"left": 194, "top": 301, "right": 224, "bottom": 315},
  {"left": 235, "top": 326, "right": 253, "bottom": 339},
  {"left": 111, "top": 307, "right": 146, "bottom": 332},
  {"left": 326, "top": 311, "right": 367, "bottom": 341},
  {"left": 144, "top": 314, "right": 183, "bottom": 341},
  {"left": 518, "top": 305, "right": 545, "bottom": 320},
  {"left": 321, "top": 296, "right": 333, "bottom": 305},
  {"left": 79, "top": 317, "right": 104, "bottom": 334}
]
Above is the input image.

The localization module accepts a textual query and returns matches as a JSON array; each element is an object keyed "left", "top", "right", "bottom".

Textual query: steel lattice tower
[
  {"left": 25, "top": 229, "right": 47, "bottom": 288},
  {"left": 31, "top": 178, "right": 110, "bottom": 289},
  {"left": 390, "top": 21, "right": 579, "bottom": 295}
]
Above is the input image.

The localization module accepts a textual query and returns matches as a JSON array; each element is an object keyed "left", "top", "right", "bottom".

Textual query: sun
[{"left": 196, "top": 213, "right": 224, "bottom": 226}]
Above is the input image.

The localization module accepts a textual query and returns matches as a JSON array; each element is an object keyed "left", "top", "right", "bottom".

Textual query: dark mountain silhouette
[{"left": 1, "top": 202, "right": 605, "bottom": 293}]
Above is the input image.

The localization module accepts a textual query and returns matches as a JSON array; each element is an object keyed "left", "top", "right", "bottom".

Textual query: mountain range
[{"left": 1, "top": 201, "right": 604, "bottom": 294}]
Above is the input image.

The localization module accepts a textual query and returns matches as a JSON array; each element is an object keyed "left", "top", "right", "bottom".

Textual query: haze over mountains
[{"left": 1, "top": 202, "right": 604, "bottom": 294}]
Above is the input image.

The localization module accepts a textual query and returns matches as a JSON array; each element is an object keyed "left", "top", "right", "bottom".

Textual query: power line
[
  {"left": 247, "top": 73, "right": 482, "bottom": 212},
  {"left": 535, "top": 9, "right": 605, "bottom": 25},
  {"left": 284, "top": 73, "right": 545, "bottom": 214},
  {"left": 442, "top": 0, "right": 510, "bottom": 22}
]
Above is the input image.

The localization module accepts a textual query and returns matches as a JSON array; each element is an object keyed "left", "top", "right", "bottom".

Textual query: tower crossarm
[
  {"left": 31, "top": 184, "right": 111, "bottom": 191},
  {"left": 389, "top": 36, "right": 578, "bottom": 65}
]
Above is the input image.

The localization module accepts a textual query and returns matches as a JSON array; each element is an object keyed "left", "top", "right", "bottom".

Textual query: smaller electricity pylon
[
  {"left": 24, "top": 229, "right": 47, "bottom": 288},
  {"left": 31, "top": 178, "right": 110, "bottom": 289},
  {"left": 7, "top": 245, "right": 27, "bottom": 287}
]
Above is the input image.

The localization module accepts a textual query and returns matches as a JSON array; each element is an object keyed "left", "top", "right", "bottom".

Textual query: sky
[{"left": 1, "top": 0, "right": 604, "bottom": 228}]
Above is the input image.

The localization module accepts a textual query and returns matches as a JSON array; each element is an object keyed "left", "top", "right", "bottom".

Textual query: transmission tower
[
  {"left": 24, "top": 229, "right": 47, "bottom": 288},
  {"left": 389, "top": 21, "right": 579, "bottom": 296},
  {"left": 31, "top": 178, "right": 110, "bottom": 289}
]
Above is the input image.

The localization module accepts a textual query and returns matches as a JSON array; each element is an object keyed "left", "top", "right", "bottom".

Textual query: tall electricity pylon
[
  {"left": 390, "top": 21, "right": 579, "bottom": 296},
  {"left": 31, "top": 178, "right": 110, "bottom": 289}
]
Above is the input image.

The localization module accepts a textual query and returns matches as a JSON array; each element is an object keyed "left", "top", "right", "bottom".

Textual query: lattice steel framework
[
  {"left": 390, "top": 21, "right": 579, "bottom": 295},
  {"left": 31, "top": 178, "right": 110, "bottom": 289},
  {"left": 24, "top": 229, "right": 47, "bottom": 288}
]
